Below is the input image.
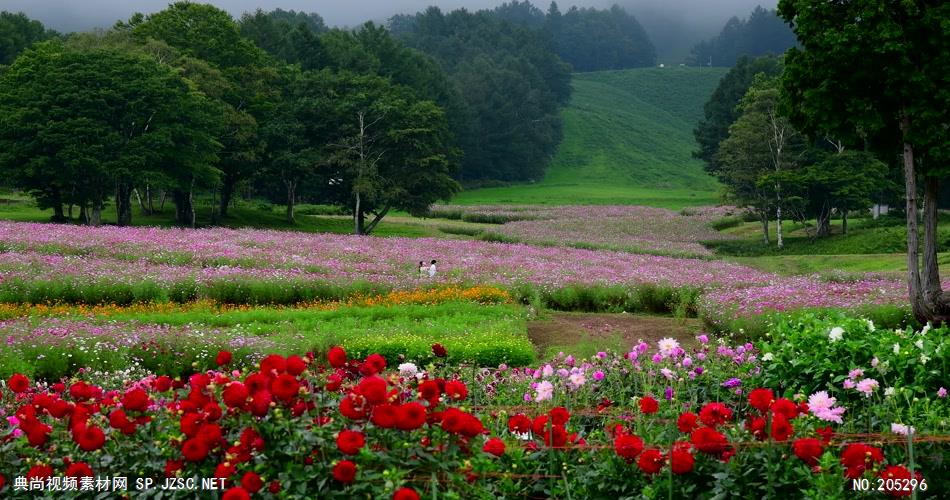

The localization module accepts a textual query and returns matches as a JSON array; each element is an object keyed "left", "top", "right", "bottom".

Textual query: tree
[
  {"left": 688, "top": 6, "right": 796, "bottom": 67},
  {"left": 0, "top": 41, "right": 221, "bottom": 226},
  {"left": 0, "top": 11, "right": 57, "bottom": 65},
  {"left": 778, "top": 0, "right": 950, "bottom": 323},
  {"left": 694, "top": 55, "right": 783, "bottom": 173}
]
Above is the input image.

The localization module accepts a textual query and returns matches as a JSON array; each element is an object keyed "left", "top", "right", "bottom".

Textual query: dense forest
[{"left": 687, "top": 6, "right": 796, "bottom": 67}]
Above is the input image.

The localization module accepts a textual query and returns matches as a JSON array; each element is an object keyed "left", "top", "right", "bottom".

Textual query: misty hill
[{"left": 453, "top": 67, "right": 727, "bottom": 206}]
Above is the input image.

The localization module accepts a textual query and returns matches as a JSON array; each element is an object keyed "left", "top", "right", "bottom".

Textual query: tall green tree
[
  {"left": 778, "top": 0, "right": 950, "bottom": 323},
  {"left": 0, "top": 11, "right": 57, "bottom": 65},
  {"left": 688, "top": 6, "right": 796, "bottom": 67},
  {"left": 0, "top": 41, "right": 221, "bottom": 225}
]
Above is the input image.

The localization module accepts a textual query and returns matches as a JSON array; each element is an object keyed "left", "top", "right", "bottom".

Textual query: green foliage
[
  {"left": 688, "top": 6, "right": 796, "bottom": 67},
  {"left": 0, "top": 11, "right": 57, "bottom": 65}
]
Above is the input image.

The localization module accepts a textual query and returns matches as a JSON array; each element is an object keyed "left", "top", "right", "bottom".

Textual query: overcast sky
[{"left": 3, "top": 0, "right": 776, "bottom": 34}]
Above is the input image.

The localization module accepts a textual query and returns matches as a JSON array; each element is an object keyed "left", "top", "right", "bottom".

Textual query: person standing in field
[
  {"left": 428, "top": 260, "right": 437, "bottom": 278},
  {"left": 419, "top": 261, "right": 426, "bottom": 276}
]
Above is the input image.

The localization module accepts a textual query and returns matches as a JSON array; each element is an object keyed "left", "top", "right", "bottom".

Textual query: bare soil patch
[{"left": 528, "top": 312, "right": 701, "bottom": 357}]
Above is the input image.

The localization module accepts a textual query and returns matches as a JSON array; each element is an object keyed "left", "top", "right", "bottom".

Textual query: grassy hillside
[{"left": 453, "top": 67, "right": 729, "bottom": 207}]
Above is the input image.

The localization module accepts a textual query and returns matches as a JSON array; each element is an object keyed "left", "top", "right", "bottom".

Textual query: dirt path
[{"left": 528, "top": 312, "right": 701, "bottom": 357}]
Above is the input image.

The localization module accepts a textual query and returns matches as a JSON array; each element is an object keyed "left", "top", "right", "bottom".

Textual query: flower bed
[{"left": 1, "top": 333, "right": 947, "bottom": 498}]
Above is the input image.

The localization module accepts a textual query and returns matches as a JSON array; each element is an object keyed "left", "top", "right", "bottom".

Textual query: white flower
[
  {"left": 920, "top": 354, "right": 930, "bottom": 365},
  {"left": 761, "top": 352, "right": 774, "bottom": 362},
  {"left": 866, "top": 319, "right": 876, "bottom": 331},
  {"left": 568, "top": 372, "right": 586, "bottom": 389},
  {"left": 893, "top": 343, "right": 900, "bottom": 354},
  {"left": 657, "top": 337, "right": 680, "bottom": 357},
  {"left": 921, "top": 323, "right": 931, "bottom": 335},
  {"left": 891, "top": 423, "right": 915, "bottom": 436},
  {"left": 828, "top": 327, "right": 845, "bottom": 342},
  {"left": 884, "top": 387, "right": 896, "bottom": 397},
  {"left": 914, "top": 339, "right": 924, "bottom": 350},
  {"left": 398, "top": 362, "right": 419, "bottom": 378}
]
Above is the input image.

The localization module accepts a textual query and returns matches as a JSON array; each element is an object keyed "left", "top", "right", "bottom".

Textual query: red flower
[
  {"left": 879, "top": 465, "right": 913, "bottom": 497},
  {"left": 531, "top": 415, "right": 550, "bottom": 435},
  {"left": 65, "top": 462, "right": 93, "bottom": 478},
  {"left": 122, "top": 388, "right": 150, "bottom": 412},
  {"left": 164, "top": 460, "right": 183, "bottom": 477},
  {"left": 549, "top": 407, "right": 570, "bottom": 426},
  {"left": 445, "top": 380, "right": 468, "bottom": 401},
  {"left": 747, "top": 416, "right": 767, "bottom": 441},
  {"left": 180, "top": 413, "right": 203, "bottom": 437},
  {"left": 249, "top": 391, "right": 272, "bottom": 417},
  {"left": 363, "top": 354, "right": 387, "bottom": 375},
  {"left": 337, "top": 430, "right": 365, "bottom": 455},
  {"left": 153, "top": 376, "right": 172, "bottom": 392},
  {"left": 748, "top": 388, "right": 774, "bottom": 413},
  {"left": 286, "top": 355, "right": 307, "bottom": 376},
  {"left": 840, "top": 444, "right": 884, "bottom": 479},
  {"left": 792, "top": 438, "right": 824, "bottom": 467},
  {"left": 770, "top": 414, "right": 794, "bottom": 442},
  {"left": 396, "top": 402, "right": 427, "bottom": 431},
  {"left": 339, "top": 395, "right": 368, "bottom": 420},
  {"left": 676, "top": 412, "right": 699, "bottom": 433},
  {"left": 260, "top": 354, "right": 287, "bottom": 374},
  {"left": 182, "top": 437, "right": 210, "bottom": 462},
  {"left": 372, "top": 404, "right": 399, "bottom": 429},
  {"left": 268, "top": 481, "right": 281, "bottom": 493},
  {"left": 614, "top": 433, "right": 644, "bottom": 462},
  {"left": 69, "top": 381, "right": 93, "bottom": 401},
  {"left": 691, "top": 427, "right": 730, "bottom": 457},
  {"left": 483, "top": 437, "right": 506, "bottom": 456},
  {"left": 108, "top": 409, "right": 136, "bottom": 434},
  {"left": 240, "top": 472, "right": 263, "bottom": 493},
  {"left": 216, "top": 351, "right": 232, "bottom": 366},
  {"left": 27, "top": 465, "right": 53, "bottom": 479},
  {"left": 698, "top": 403, "right": 733, "bottom": 428},
  {"left": 8, "top": 373, "right": 29, "bottom": 393},
  {"left": 328, "top": 346, "right": 347, "bottom": 368},
  {"left": 771, "top": 398, "right": 799, "bottom": 420},
  {"left": 221, "top": 487, "right": 251, "bottom": 500},
  {"left": 670, "top": 446, "right": 695, "bottom": 475},
  {"left": 270, "top": 374, "right": 300, "bottom": 403},
  {"left": 75, "top": 425, "right": 106, "bottom": 451},
  {"left": 333, "top": 460, "right": 357, "bottom": 483},
  {"left": 508, "top": 414, "right": 531, "bottom": 434},
  {"left": 214, "top": 462, "right": 235, "bottom": 479},
  {"left": 393, "top": 487, "right": 421, "bottom": 500},
  {"left": 639, "top": 396, "right": 659, "bottom": 415},
  {"left": 432, "top": 343, "right": 448, "bottom": 357},
  {"left": 816, "top": 426, "right": 834, "bottom": 445},
  {"left": 223, "top": 382, "right": 249, "bottom": 409},
  {"left": 358, "top": 376, "right": 388, "bottom": 405},
  {"left": 637, "top": 448, "right": 665, "bottom": 475},
  {"left": 418, "top": 380, "right": 441, "bottom": 402},
  {"left": 198, "top": 423, "right": 223, "bottom": 447}
]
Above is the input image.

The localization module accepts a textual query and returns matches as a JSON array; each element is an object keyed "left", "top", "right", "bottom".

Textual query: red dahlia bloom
[
  {"left": 747, "top": 416, "right": 767, "bottom": 441},
  {"left": 690, "top": 427, "right": 730, "bottom": 457},
  {"left": 445, "top": 380, "right": 468, "bottom": 401},
  {"left": 122, "top": 388, "right": 150, "bottom": 412},
  {"left": 418, "top": 380, "right": 441, "bottom": 402},
  {"left": 8, "top": 373, "right": 29, "bottom": 393},
  {"left": 182, "top": 437, "right": 210, "bottom": 462},
  {"left": 432, "top": 343, "right": 448, "bottom": 357},
  {"left": 27, "top": 465, "right": 53, "bottom": 480},
  {"left": 333, "top": 460, "right": 357, "bottom": 483},
  {"left": 153, "top": 376, "right": 172, "bottom": 392},
  {"left": 531, "top": 415, "right": 550, "bottom": 435},
  {"left": 670, "top": 447, "right": 695, "bottom": 474},
  {"left": 69, "top": 381, "right": 93, "bottom": 401},
  {"left": 747, "top": 388, "right": 774, "bottom": 413},
  {"left": 483, "top": 437, "right": 506, "bottom": 456},
  {"left": 271, "top": 374, "right": 301, "bottom": 403},
  {"left": 214, "top": 462, "right": 235, "bottom": 479},
  {"left": 371, "top": 404, "right": 399, "bottom": 429},
  {"left": 221, "top": 487, "right": 251, "bottom": 500},
  {"left": 840, "top": 444, "right": 884, "bottom": 479},
  {"left": 639, "top": 396, "right": 659, "bottom": 415},
  {"left": 240, "top": 472, "right": 263, "bottom": 493},
  {"left": 215, "top": 350, "right": 232, "bottom": 366},
  {"left": 164, "top": 460, "right": 183, "bottom": 477},
  {"left": 198, "top": 423, "right": 223, "bottom": 447},
  {"left": 637, "top": 448, "right": 665, "bottom": 475},
  {"left": 393, "top": 487, "right": 421, "bottom": 500},
  {"left": 180, "top": 413, "right": 203, "bottom": 437},
  {"left": 396, "top": 402, "right": 427, "bottom": 431},
  {"left": 676, "top": 412, "right": 699, "bottom": 433},
  {"left": 364, "top": 354, "right": 387, "bottom": 374},
  {"left": 249, "top": 391, "right": 272, "bottom": 417},
  {"left": 508, "top": 414, "right": 532, "bottom": 434},
  {"left": 268, "top": 481, "right": 281, "bottom": 493},
  {"left": 770, "top": 414, "right": 794, "bottom": 442},
  {"left": 614, "top": 433, "right": 644, "bottom": 462},
  {"left": 792, "top": 438, "right": 824, "bottom": 467},
  {"left": 223, "top": 382, "right": 249, "bottom": 409},
  {"left": 339, "top": 395, "right": 368, "bottom": 420},
  {"left": 337, "top": 430, "right": 365, "bottom": 455},
  {"left": 65, "top": 462, "right": 93, "bottom": 478},
  {"left": 358, "top": 376, "right": 388, "bottom": 405},
  {"left": 260, "top": 354, "right": 287, "bottom": 374},
  {"left": 328, "top": 346, "right": 347, "bottom": 368},
  {"left": 75, "top": 425, "right": 106, "bottom": 451},
  {"left": 771, "top": 398, "right": 799, "bottom": 420},
  {"left": 879, "top": 465, "right": 913, "bottom": 497},
  {"left": 699, "top": 403, "right": 733, "bottom": 428},
  {"left": 816, "top": 426, "right": 834, "bottom": 445},
  {"left": 549, "top": 406, "right": 570, "bottom": 426},
  {"left": 286, "top": 355, "right": 307, "bottom": 376}
]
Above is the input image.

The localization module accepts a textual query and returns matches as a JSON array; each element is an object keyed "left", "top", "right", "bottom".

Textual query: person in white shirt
[{"left": 428, "top": 260, "right": 437, "bottom": 277}]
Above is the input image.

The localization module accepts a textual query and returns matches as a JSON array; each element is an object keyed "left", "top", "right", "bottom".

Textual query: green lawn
[{"left": 451, "top": 184, "right": 719, "bottom": 208}]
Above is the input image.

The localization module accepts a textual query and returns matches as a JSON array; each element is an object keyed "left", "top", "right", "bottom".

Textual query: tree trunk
[
  {"left": 159, "top": 190, "right": 167, "bottom": 212},
  {"left": 67, "top": 204, "right": 73, "bottom": 220},
  {"left": 52, "top": 203, "right": 65, "bottom": 222},
  {"left": 79, "top": 203, "right": 87, "bottom": 225},
  {"left": 816, "top": 203, "right": 831, "bottom": 238},
  {"left": 776, "top": 199, "right": 783, "bottom": 249},
  {"left": 901, "top": 115, "right": 930, "bottom": 323},
  {"left": 134, "top": 188, "right": 149, "bottom": 215},
  {"left": 922, "top": 176, "right": 949, "bottom": 322},
  {"left": 760, "top": 213, "right": 770, "bottom": 245},
  {"left": 173, "top": 188, "right": 195, "bottom": 228},
  {"left": 89, "top": 197, "right": 103, "bottom": 227},
  {"left": 116, "top": 181, "right": 133, "bottom": 226},
  {"left": 354, "top": 191, "right": 362, "bottom": 235},
  {"left": 842, "top": 209, "right": 848, "bottom": 235},
  {"left": 146, "top": 183, "right": 154, "bottom": 214},
  {"left": 363, "top": 205, "right": 391, "bottom": 235},
  {"left": 285, "top": 180, "right": 296, "bottom": 224},
  {"left": 219, "top": 177, "right": 235, "bottom": 219}
]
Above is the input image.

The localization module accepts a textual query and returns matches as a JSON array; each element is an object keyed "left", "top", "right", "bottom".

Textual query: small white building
[{"left": 871, "top": 204, "right": 889, "bottom": 219}]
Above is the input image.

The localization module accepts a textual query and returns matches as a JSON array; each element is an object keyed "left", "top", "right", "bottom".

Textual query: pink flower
[
  {"left": 938, "top": 387, "right": 948, "bottom": 398},
  {"left": 855, "top": 378, "right": 879, "bottom": 397}
]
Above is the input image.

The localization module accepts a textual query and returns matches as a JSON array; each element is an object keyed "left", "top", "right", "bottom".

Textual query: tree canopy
[
  {"left": 688, "top": 6, "right": 796, "bottom": 67},
  {"left": 0, "top": 11, "right": 58, "bottom": 65}
]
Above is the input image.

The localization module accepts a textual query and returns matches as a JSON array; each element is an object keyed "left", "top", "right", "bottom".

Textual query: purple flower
[
  {"left": 664, "top": 386, "right": 674, "bottom": 401},
  {"left": 937, "top": 387, "right": 947, "bottom": 398},
  {"left": 593, "top": 370, "right": 605, "bottom": 381},
  {"left": 696, "top": 334, "right": 709, "bottom": 344},
  {"left": 721, "top": 377, "right": 741, "bottom": 388}
]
